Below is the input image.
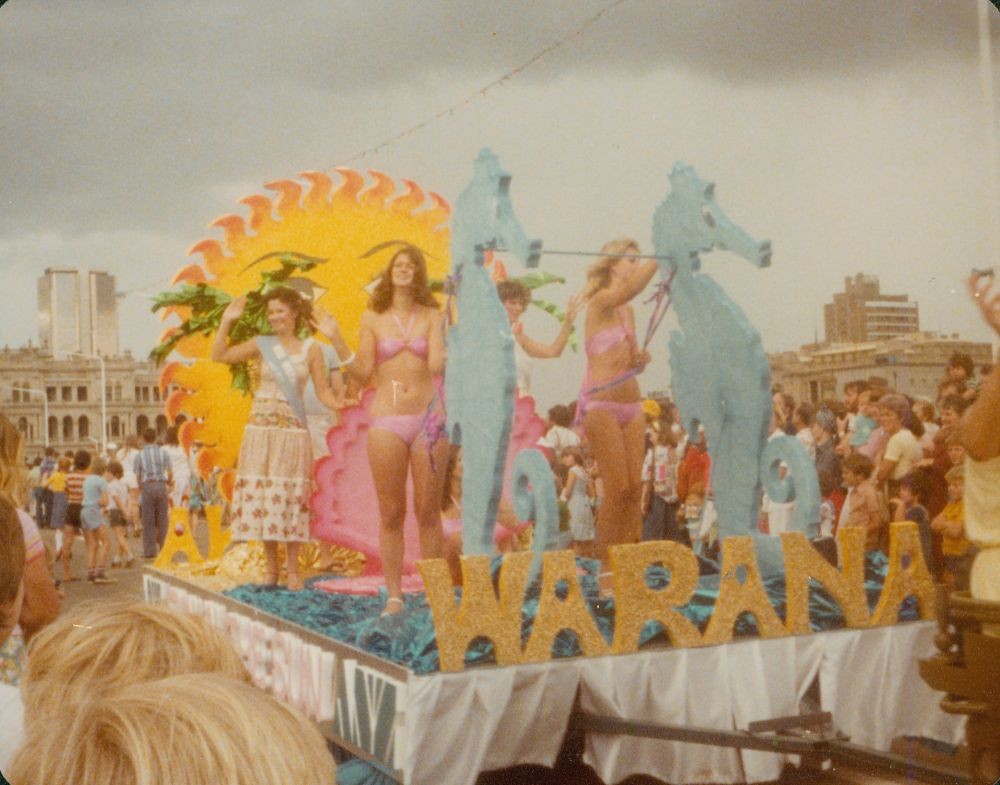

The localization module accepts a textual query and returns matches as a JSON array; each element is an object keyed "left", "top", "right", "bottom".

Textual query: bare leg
[
  {"left": 84, "top": 530, "right": 97, "bottom": 576},
  {"left": 410, "top": 434, "right": 449, "bottom": 562},
  {"left": 61, "top": 526, "right": 76, "bottom": 579},
  {"left": 262, "top": 540, "right": 280, "bottom": 586},
  {"left": 443, "top": 532, "right": 463, "bottom": 585},
  {"left": 368, "top": 429, "right": 412, "bottom": 607},
  {"left": 96, "top": 527, "right": 110, "bottom": 573},
  {"left": 285, "top": 541, "right": 303, "bottom": 591},
  {"left": 114, "top": 526, "right": 132, "bottom": 562},
  {"left": 583, "top": 409, "right": 646, "bottom": 569}
]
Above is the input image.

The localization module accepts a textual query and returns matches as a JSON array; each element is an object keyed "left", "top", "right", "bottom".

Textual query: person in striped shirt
[{"left": 61, "top": 450, "right": 91, "bottom": 582}]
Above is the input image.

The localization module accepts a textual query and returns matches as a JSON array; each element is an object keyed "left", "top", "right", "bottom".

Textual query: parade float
[{"left": 144, "top": 151, "right": 963, "bottom": 785}]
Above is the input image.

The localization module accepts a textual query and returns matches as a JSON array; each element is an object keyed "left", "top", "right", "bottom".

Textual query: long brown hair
[{"left": 368, "top": 246, "right": 439, "bottom": 314}]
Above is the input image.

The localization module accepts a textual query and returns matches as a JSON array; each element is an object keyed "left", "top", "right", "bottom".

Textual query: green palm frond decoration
[{"left": 149, "top": 251, "right": 329, "bottom": 393}]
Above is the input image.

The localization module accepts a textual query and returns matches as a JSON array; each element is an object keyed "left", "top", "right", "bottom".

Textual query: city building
[
  {"left": 37, "top": 267, "right": 119, "bottom": 357},
  {"left": 823, "top": 273, "right": 920, "bottom": 343},
  {"left": 769, "top": 332, "right": 994, "bottom": 405},
  {"left": 0, "top": 344, "right": 168, "bottom": 458},
  {"left": 1, "top": 268, "right": 166, "bottom": 458}
]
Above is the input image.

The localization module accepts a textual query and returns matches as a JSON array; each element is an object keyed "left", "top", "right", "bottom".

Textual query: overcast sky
[{"left": 1, "top": 1, "right": 997, "bottom": 407}]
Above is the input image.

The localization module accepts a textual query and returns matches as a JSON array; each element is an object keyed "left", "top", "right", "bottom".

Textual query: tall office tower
[
  {"left": 822, "top": 273, "right": 920, "bottom": 343},
  {"left": 87, "top": 270, "right": 119, "bottom": 356},
  {"left": 38, "top": 268, "right": 82, "bottom": 355},
  {"left": 37, "top": 268, "right": 119, "bottom": 356}
]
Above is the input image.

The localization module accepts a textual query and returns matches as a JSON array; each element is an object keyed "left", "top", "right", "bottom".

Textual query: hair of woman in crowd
[
  {"left": 0, "top": 495, "right": 25, "bottom": 646},
  {"left": 0, "top": 413, "right": 27, "bottom": 506},
  {"left": 21, "top": 601, "right": 249, "bottom": 725},
  {"left": 8, "top": 672, "right": 336, "bottom": 785}
]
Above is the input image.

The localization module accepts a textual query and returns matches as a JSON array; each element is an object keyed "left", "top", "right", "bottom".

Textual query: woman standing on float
[
  {"left": 318, "top": 246, "right": 448, "bottom": 614},
  {"left": 578, "top": 238, "right": 658, "bottom": 594},
  {"left": 212, "top": 287, "right": 343, "bottom": 591}
]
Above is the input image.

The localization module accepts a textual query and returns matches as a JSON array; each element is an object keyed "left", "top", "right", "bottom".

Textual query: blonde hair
[
  {"left": 0, "top": 414, "right": 26, "bottom": 507},
  {"left": 9, "top": 673, "right": 336, "bottom": 785},
  {"left": 22, "top": 601, "right": 249, "bottom": 725},
  {"left": 583, "top": 237, "right": 639, "bottom": 300}
]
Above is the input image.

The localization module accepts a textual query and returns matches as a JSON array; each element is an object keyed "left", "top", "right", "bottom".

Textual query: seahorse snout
[{"left": 757, "top": 241, "right": 772, "bottom": 268}]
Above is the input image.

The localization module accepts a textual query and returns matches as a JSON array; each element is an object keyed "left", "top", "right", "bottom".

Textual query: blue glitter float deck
[{"left": 223, "top": 552, "right": 917, "bottom": 675}]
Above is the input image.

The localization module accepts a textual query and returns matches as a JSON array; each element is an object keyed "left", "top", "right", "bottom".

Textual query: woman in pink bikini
[
  {"left": 318, "top": 246, "right": 447, "bottom": 614},
  {"left": 579, "top": 238, "right": 658, "bottom": 594}
]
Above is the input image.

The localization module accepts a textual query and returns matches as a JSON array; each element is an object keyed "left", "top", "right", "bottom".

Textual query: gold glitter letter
[
  {"left": 418, "top": 552, "right": 531, "bottom": 672},
  {"left": 523, "top": 550, "right": 610, "bottom": 663},
  {"left": 870, "top": 522, "right": 935, "bottom": 626},
  {"left": 609, "top": 541, "right": 703, "bottom": 652},
  {"left": 702, "top": 536, "right": 787, "bottom": 645},
  {"left": 781, "top": 529, "right": 869, "bottom": 634},
  {"left": 153, "top": 507, "right": 204, "bottom": 569}
]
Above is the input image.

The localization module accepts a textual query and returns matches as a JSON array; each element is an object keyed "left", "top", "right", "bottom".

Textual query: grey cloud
[{"left": 0, "top": 0, "right": 987, "bottom": 238}]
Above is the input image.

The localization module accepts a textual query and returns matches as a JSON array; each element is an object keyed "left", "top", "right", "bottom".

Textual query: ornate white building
[{"left": 0, "top": 344, "right": 169, "bottom": 458}]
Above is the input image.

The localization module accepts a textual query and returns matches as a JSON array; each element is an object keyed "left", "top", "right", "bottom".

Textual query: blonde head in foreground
[
  {"left": 9, "top": 672, "right": 336, "bottom": 785},
  {"left": 21, "top": 601, "right": 249, "bottom": 725}
]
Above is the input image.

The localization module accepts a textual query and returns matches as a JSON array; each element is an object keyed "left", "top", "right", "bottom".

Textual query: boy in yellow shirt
[{"left": 931, "top": 465, "right": 973, "bottom": 588}]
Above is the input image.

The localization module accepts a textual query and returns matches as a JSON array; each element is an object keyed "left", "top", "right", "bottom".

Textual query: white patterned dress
[{"left": 230, "top": 339, "right": 314, "bottom": 542}]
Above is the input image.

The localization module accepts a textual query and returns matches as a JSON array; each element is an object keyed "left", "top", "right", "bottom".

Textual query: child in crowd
[
  {"left": 839, "top": 453, "right": 882, "bottom": 552},
  {"left": 932, "top": 465, "right": 974, "bottom": 589},
  {"left": 61, "top": 450, "right": 90, "bottom": 582},
  {"left": 640, "top": 424, "right": 682, "bottom": 543},
  {"left": 561, "top": 447, "right": 595, "bottom": 557},
  {"left": 9, "top": 673, "right": 337, "bottom": 785},
  {"left": 107, "top": 460, "right": 134, "bottom": 568},
  {"left": 684, "top": 480, "right": 708, "bottom": 555},
  {"left": 20, "top": 602, "right": 249, "bottom": 725},
  {"left": 894, "top": 471, "right": 932, "bottom": 571},
  {"left": 80, "top": 457, "right": 115, "bottom": 584},
  {"left": 44, "top": 456, "right": 70, "bottom": 563},
  {"left": 848, "top": 388, "right": 879, "bottom": 452},
  {"left": 817, "top": 471, "right": 838, "bottom": 539},
  {"left": 587, "top": 455, "right": 603, "bottom": 515},
  {"left": 946, "top": 429, "right": 966, "bottom": 468},
  {"left": 11, "top": 601, "right": 334, "bottom": 785}
]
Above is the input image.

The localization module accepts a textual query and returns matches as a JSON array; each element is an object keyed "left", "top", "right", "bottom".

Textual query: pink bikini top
[
  {"left": 375, "top": 311, "right": 429, "bottom": 364},
  {"left": 585, "top": 309, "right": 635, "bottom": 357}
]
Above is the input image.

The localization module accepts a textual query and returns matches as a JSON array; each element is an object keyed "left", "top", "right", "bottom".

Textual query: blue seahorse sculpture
[
  {"left": 651, "top": 163, "right": 819, "bottom": 572},
  {"left": 446, "top": 149, "right": 554, "bottom": 559}
]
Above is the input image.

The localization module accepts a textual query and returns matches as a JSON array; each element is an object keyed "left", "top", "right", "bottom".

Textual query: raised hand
[
  {"left": 221, "top": 296, "right": 247, "bottom": 324},
  {"left": 969, "top": 271, "right": 1000, "bottom": 337},
  {"left": 311, "top": 304, "right": 341, "bottom": 338},
  {"left": 564, "top": 293, "right": 583, "bottom": 323}
]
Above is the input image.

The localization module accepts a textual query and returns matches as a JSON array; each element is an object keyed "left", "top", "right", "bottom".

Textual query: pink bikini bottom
[
  {"left": 370, "top": 410, "right": 445, "bottom": 447},
  {"left": 582, "top": 399, "right": 643, "bottom": 427}
]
